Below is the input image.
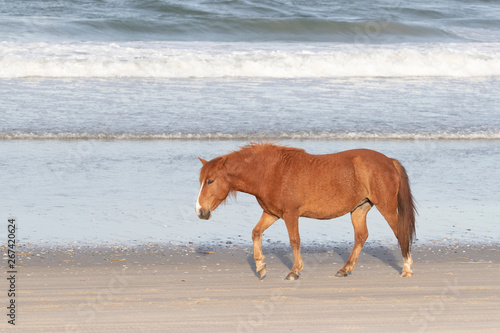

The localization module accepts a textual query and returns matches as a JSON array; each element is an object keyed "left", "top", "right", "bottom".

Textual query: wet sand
[{"left": 6, "top": 242, "right": 500, "bottom": 332}]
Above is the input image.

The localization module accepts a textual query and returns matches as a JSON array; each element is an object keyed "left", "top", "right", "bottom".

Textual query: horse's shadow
[
  {"left": 247, "top": 244, "right": 402, "bottom": 277},
  {"left": 361, "top": 245, "right": 402, "bottom": 273},
  {"left": 246, "top": 247, "right": 294, "bottom": 278}
]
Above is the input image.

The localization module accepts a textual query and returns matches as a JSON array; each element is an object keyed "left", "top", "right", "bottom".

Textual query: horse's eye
[{"left": 207, "top": 179, "right": 214, "bottom": 185}]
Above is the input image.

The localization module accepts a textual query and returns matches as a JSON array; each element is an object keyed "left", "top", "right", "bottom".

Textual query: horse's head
[{"left": 196, "top": 156, "right": 232, "bottom": 220}]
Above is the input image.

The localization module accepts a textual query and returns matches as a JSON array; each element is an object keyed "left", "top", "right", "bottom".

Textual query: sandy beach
[
  {"left": 3, "top": 1, "right": 500, "bottom": 332},
  {"left": 3, "top": 242, "right": 499, "bottom": 332}
]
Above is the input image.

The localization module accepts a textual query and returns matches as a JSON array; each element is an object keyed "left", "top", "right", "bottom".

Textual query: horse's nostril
[{"left": 197, "top": 208, "right": 211, "bottom": 220}]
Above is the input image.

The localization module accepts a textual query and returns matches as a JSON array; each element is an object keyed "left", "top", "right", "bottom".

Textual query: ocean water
[{"left": 1, "top": 0, "right": 499, "bottom": 247}]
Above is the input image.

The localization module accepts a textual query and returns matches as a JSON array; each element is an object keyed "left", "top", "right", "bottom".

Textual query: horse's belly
[
  {"left": 298, "top": 190, "right": 362, "bottom": 220},
  {"left": 300, "top": 205, "right": 351, "bottom": 220}
]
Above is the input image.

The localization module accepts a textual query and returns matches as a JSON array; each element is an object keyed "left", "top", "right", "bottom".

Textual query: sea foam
[
  {"left": 2, "top": 131, "right": 499, "bottom": 141},
  {"left": 1, "top": 42, "right": 499, "bottom": 78}
]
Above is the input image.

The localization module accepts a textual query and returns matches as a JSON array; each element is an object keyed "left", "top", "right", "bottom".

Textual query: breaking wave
[{"left": 1, "top": 42, "right": 499, "bottom": 78}]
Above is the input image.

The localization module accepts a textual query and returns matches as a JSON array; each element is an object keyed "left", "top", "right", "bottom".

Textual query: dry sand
[{"left": 3, "top": 242, "right": 500, "bottom": 332}]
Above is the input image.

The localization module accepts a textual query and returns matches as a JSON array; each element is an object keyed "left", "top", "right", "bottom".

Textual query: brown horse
[{"left": 196, "top": 142, "right": 416, "bottom": 280}]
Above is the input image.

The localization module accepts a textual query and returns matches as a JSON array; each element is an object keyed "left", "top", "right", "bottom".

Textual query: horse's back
[
  {"left": 303, "top": 148, "right": 396, "bottom": 177},
  {"left": 326, "top": 148, "right": 392, "bottom": 163}
]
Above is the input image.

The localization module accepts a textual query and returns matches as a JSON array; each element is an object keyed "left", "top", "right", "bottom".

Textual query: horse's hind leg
[
  {"left": 252, "top": 211, "right": 278, "bottom": 279},
  {"left": 378, "top": 206, "right": 413, "bottom": 277},
  {"left": 336, "top": 201, "right": 372, "bottom": 277}
]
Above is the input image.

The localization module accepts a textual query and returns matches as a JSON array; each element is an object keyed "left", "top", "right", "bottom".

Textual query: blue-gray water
[
  {"left": 1, "top": 0, "right": 499, "bottom": 246},
  {"left": 1, "top": 0, "right": 499, "bottom": 43}
]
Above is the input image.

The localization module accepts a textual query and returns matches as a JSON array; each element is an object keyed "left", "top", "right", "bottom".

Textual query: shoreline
[
  {"left": 13, "top": 241, "right": 500, "bottom": 267},
  {"left": 5, "top": 242, "right": 500, "bottom": 332}
]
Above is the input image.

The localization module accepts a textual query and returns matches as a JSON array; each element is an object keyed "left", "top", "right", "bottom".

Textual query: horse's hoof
[
  {"left": 400, "top": 271, "right": 413, "bottom": 278},
  {"left": 258, "top": 267, "right": 267, "bottom": 280},
  {"left": 285, "top": 272, "right": 300, "bottom": 281},
  {"left": 335, "top": 270, "right": 348, "bottom": 277}
]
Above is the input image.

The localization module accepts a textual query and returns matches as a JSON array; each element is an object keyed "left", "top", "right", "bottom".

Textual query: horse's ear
[
  {"left": 216, "top": 156, "right": 227, "bottom": 167},
  {"left": 198, "top": 157, "right": 208, "bottom": 165}
]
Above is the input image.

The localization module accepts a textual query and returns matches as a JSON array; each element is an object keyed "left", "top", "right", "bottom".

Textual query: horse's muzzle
[{"left": 197, "top": 208, "right": 211, "bottom": 220}]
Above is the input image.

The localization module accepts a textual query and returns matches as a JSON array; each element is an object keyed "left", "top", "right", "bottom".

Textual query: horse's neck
[{"left": 226, "top": 152, "right": 270, "bottom": 196}]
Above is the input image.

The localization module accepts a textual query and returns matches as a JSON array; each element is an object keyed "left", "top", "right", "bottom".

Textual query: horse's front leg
[
  {"left": 284, "top": 214, "right": 303, "bottom": 280},
  {"left": 252, "top": 212, "right": 278, "bottom": 279}
]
